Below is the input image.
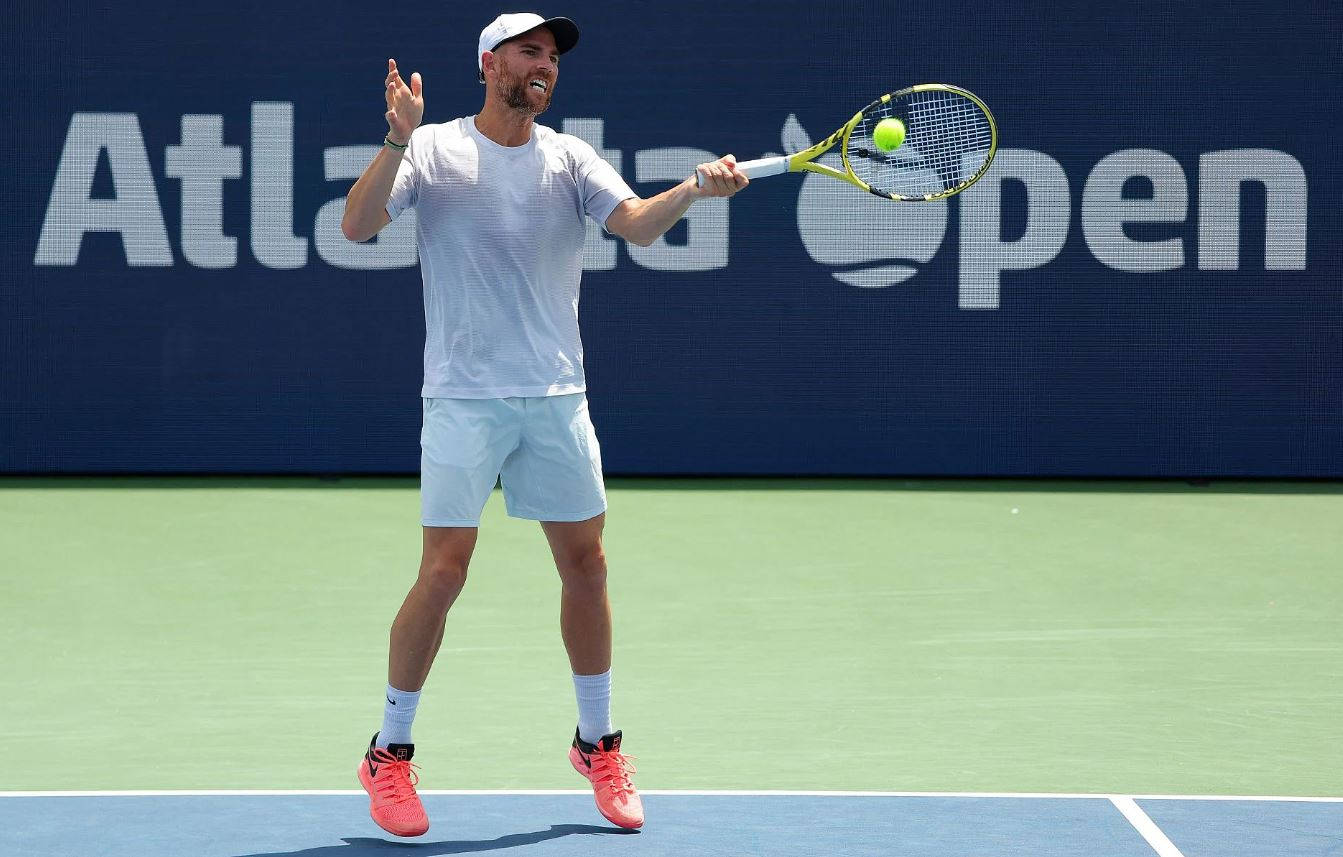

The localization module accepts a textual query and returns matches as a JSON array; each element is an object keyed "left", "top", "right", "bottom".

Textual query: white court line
[
  {"left": 1, "top": 789, "right": 1341, "bottom": 801},
  {"left": 1111, "top": 796, "right": 1186, "bottom": 857}
]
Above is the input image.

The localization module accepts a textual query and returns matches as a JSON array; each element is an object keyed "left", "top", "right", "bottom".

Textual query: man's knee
[
  {"left": 417, "top": 528, "right": 475, "bottom": 600},
  {"left": 418, "top": 557, "right": 468, "bottom": 598},
  {"left": 555, "top": 543, "right": 607, "bottom": 593}
]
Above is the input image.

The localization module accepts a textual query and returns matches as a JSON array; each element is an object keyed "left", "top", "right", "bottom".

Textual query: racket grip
[{"left": 695, "top": 155, "right": 790, "bottom": 187}]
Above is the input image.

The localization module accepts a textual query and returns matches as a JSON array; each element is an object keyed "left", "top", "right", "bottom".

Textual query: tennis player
[{"left": 340, "top": 12, "right": 746, "bottom": 837}]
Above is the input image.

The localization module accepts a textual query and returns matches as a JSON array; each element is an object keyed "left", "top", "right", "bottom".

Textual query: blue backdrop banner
[{"left": 3, "top": 1, "right": 1340, "bottom": 475}]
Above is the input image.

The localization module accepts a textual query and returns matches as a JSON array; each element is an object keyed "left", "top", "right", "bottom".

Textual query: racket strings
[
  {"left": 848, "top": 89, "right": 993, "bottom": 199},
  {"left": 905, "top": 91, "right": 993, "bottom": 186}
]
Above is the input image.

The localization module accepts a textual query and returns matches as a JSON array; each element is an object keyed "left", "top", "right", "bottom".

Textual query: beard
[{"left": 497, "top": 65, "right": 553, "bottom": 116}]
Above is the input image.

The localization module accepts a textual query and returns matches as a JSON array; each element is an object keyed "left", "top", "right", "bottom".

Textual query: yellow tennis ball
[{"left": 873, "top": 118, "right": 906, "bottom": 152}]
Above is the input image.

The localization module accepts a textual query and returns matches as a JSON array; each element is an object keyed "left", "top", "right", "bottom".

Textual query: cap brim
[{"left": 540, "top": 16, "right": 580, "bottom": 55}]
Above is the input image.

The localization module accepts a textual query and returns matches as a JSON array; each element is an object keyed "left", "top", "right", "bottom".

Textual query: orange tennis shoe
[
  {"left": 357, "top": 733, "right": 429, "bottom": 837},
  {"left": 569, "top": 729, "right": 644, "bottom": 829}
]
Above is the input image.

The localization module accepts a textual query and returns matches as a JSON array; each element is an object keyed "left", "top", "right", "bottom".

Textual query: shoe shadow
[{"left": 233, "top": 824, "right": 637, "bottom": 857}]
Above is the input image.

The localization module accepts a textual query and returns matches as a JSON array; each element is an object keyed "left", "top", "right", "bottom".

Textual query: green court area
[{"left": 1, "top": 477, "right": 1340, "bottom": 796}]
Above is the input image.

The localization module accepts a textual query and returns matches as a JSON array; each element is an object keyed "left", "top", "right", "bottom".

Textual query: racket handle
[{"left": 695, "top": 155, "right": 790, "bottom": 187}]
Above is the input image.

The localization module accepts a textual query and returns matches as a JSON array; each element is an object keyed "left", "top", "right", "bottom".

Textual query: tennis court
[
  {"left": 3, "top": 477, "right": 1340, "bottom": 855},
  {"left": 5, "top": 1, "right": 1342, "bottom": 854}
]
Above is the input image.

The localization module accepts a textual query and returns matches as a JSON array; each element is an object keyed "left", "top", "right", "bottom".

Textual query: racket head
[{"left": 839, "top": 84, "right": 998, "bottom": 201}]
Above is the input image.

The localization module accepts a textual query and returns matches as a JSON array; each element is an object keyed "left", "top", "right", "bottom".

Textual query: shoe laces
[
  {"left": 369, "top": 750, "right": 420, "bottom": 804},
  {"left": 590, "top": 747, "right": 638, "bottom": 797}
]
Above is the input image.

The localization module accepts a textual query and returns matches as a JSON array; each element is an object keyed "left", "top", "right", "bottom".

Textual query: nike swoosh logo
[
  {"left": 387, "top": 697, "right": 397, "bottom": 705},
  {"left": 367, "top": 757, "right": 379, "bottom": 777}
]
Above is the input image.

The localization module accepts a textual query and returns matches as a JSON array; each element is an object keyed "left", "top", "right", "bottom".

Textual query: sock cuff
[
  {"left": 572, "top": 670, "right": 612, "bottom": 698},
  {"left": 385, "top": 684, "right": 422, "bottom": 710}
]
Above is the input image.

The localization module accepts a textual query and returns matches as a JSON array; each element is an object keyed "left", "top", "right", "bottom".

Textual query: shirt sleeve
[
  {"left": 385, "top": 132, "right": 420, "bottom": 221},
  {"left": 570, "top": 137, "right": 637, "bottom": 232}
]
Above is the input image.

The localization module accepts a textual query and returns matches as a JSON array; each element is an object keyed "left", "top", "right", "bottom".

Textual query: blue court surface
[{"left": 3, "top": 792, "right": 1341, "bottom": 857}]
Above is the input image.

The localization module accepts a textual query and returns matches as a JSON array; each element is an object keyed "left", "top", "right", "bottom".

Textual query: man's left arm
[{"left": 605, "top": 155, "right": 747, "bottom": 247}]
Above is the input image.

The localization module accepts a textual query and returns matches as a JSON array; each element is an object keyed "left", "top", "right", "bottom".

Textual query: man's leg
[
  {"left": 543, "top": 514, "right": 643, "bottom": 830},
  {"left": 541, "top": 514, "right": 610, "bottom": 677},
  {"left": 378, "top": 526, "right": 477, "bottom": 747},
  {"left": 358, "top": 525, "right": 477, "bottom": 838},
  {"left": 390, "top": 526, "right": 478, "bottom": 691}
]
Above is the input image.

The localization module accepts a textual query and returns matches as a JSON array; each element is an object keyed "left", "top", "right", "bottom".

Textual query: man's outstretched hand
[{"left": 385, "top": 59, "right": 424, "bottom": 146}]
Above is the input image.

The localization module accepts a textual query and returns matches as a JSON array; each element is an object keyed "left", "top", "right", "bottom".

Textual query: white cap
[{"left": 477, "top": 13, "right": 580, "bottom": 80}]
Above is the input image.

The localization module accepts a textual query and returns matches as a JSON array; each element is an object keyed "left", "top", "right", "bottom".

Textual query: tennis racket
[{"left": 697, "top": 84, "right": 998, "bottom": 201}]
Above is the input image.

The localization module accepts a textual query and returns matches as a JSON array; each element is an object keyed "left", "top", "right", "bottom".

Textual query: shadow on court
[{"left": 233, "top": 825, "right": 635, "bottom": 857}]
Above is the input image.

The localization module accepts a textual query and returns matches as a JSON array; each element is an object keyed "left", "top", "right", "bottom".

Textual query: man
[{"left": 340, "top": 12, "right": 747, "bottom": 838}]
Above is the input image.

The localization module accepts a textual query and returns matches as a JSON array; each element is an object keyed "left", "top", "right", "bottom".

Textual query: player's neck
[{"left": 474, "top": 101, "right": 536, "bottom": 148}]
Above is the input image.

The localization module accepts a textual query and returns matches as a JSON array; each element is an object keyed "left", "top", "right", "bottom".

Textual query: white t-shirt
[{"left": 386, "top": 117, "right": 636, "bottom": 398}]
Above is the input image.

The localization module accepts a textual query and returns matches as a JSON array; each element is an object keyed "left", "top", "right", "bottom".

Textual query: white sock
[
  {"left": 377, "top": 684, "right": 421, "bottom": 748},
  {"left": 573, "top": 670, "right": 614, "bottom": 745}
]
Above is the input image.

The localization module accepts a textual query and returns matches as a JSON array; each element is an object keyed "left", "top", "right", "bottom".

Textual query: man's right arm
[
  {"left": 341, "top": 58, "right": 424, "bottom": 243},
  {"left": 340, "top": 142, "right": 403, "bottom": 242}
]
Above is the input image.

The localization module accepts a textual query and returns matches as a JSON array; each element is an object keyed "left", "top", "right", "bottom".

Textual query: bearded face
[
  {"left": 486, "top": 30, "right": 558, "bottom": 118},
  {"left": 495, "top": 58, "right": 553, "bottom": 116}
]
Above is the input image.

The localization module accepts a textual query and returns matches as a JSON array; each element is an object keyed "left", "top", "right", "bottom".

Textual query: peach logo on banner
[{"left": 780, "top": 113, "right": 1308, "bottom": 309}]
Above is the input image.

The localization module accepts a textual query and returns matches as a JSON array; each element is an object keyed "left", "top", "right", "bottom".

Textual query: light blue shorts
[{"left": 420, "top": 393, "right": 607, "bottom": 527}]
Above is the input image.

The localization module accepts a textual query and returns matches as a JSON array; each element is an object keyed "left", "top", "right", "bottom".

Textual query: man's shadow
[{"left": 235, "top": 824, "right": 636, "bottom": 857}]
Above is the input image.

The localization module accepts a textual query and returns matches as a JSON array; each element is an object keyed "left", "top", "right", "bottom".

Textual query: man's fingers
[
  {"left": 694, "top": 157, "right": 747, "bottom": 197},
  {"left": 715, "top": 161, "right": 735, "bottom": 187},
  {"left": 697, "top": 162, "right": 724, "bottom": 190},
  {"left": 705, "top": 171, "right": 728, "bottom": 194},
  {"left": 718, "top": 155, "right": 748, "bottom": 192},
  {"left": 723, "top": 156, "right": 749, "bottom": 189},
  {"left": 383, "top": 59, "right": 418, "bottom": 140},
  {"left": 719, "top": 155, "right": 743, "bottom": 183}
]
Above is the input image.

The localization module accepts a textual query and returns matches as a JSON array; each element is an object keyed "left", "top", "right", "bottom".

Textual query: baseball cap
[{"left": 477, "top": 13, "right": 580, "bottom": 80}]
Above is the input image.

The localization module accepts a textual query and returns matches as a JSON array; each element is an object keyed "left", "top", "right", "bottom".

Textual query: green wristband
[{"left": 384, "top": 136, "right": 408, "bottom": 151}]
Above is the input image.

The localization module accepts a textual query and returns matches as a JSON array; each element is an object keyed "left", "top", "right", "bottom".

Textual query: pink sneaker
[
  {"left": 569, "top": 729, "right": 644, "bottom": 829},
  {"left": 357, "top": 733, "right": 429, "bottom": 837}
]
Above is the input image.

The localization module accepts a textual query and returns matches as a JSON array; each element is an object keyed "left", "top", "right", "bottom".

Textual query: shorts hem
[
  {"left": 505, "top": 503, "right": 607, "bottom": 523},
  {"left": 421, "top": 518, "right": 481, "bottom": 528}
]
